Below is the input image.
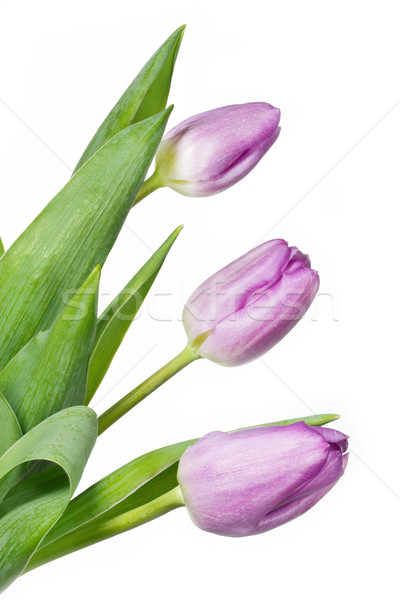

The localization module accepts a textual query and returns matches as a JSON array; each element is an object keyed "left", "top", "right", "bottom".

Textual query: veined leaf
[
  {"left": 73, "top": 25, "right": 184, "bottom": 173},
  {"left": 27, "top": 414, "right": 339, "bottom": 569},
  {"left": 0, "top": 406, "right": 97, "bottom": 592},
  {"left": 0, "top": 267, "right": 99, "bottom": 434},
  {"left": 85, "top": 225, "right": 183, "bottom": 403},
  {"left": 0, "top": 108, "right": 172, "bottom": 373},
  {"left": 0, "top": 238, "right": 4, "bottom": 258}
]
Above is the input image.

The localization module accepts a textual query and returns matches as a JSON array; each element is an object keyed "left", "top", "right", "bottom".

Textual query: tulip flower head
[
  {"left": 154, "top": 103, "right": 281, "bottom": 197},
  {"left": 177, "top": 422, "right": 348, "bottom": 537},
  {"left": 183, "top": 239, "right": 319, "bottom": 366}
]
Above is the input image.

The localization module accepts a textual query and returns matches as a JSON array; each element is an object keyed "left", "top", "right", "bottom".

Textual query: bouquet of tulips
[{"left": 0, "top": 26, "right": 348, "bottom": 593}]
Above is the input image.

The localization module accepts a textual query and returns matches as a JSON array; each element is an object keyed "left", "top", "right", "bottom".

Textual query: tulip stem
[
  {"left": 97, "top": 345, "right": 200, "bottom": 435},
  {"left": 24, "top": 486, "right": 185, "bottom": 572},
  {"left": 133, "top": 170, "right": 165, "bottom": 205}
]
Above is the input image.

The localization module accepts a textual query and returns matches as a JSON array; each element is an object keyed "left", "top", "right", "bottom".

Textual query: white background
[{"left": 1, "top": 0, "right": 399, "bottom": 598}]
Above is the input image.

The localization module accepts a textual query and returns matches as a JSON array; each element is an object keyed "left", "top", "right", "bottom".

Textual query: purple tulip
[
  {"left": 177, "top": 422, "right": 348, "bottom": 537},
  {"left": 183, "top": 238, "right": 319, "bottom": 366},
  {"left": 155, "top": 103, "right": 280, "bottom": 197}
]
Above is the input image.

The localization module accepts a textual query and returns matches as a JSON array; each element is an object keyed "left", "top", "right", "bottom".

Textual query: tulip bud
[
  {"left": 154, "top": 103, "right": 280, "bottom": 197},
  {"left": 183, "top": 239, "right": 319, "bottom": 366},
  {"left": 177, "top": 422, "right": 348, "bottom": 537}
]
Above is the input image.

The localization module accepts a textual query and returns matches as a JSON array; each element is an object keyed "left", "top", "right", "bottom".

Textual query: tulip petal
[
  {"left": 312, "top": 426, "right": 349, "bottom": 454},
  {"left": 198, "top": 265, "right": 319, "bottom": 366},
  {"left": 183, "top": 239, "right": 290, "bottom": 342},
  {"left": 196, "top": 125, "right": 280, "bottom": 196},
  {"left": 274, "top": 439, "right": 345, "bottom": 507},
  {"left": 255, "top": 478, "right": 340, "bottom": 534},
  {"left": 286, "top": 246, "right": 311, "bottom": 271}
]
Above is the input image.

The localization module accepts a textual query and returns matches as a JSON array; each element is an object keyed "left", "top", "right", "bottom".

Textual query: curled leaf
[{"left": 0, "top": 407, "right": 97, "bottom": 592}]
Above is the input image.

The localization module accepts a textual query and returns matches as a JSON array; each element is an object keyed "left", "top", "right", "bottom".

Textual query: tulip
[
  {"left": 147, "top": 103, "right": 280, "bottom": 198},
  {"left": 98, "top": 239, "right": 319, "bottom": 433},
  {"left": 177, "top": 422, "right": 348, "bottom": 537},
  {"left": 183, "top": 238, "right": 319, "bottom": 366}
]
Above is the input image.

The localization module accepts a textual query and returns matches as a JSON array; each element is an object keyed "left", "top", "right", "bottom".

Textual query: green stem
[
  {"left": 133, "top": 170, "right": 164, "bottom": 206},
  {"left": 24, "top": 486, "right": 184, "bottom": 573},
  {"left": 97, "top": 345, "right": 200, "bottom": 435}
]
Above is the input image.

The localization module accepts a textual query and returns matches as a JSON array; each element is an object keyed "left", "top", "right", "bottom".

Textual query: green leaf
[
  {"left": 0, "top": 406, "right": 97, "bottom": 592},
  {"left": 237, "top": 413, "right": 340, "bottom": 430},
  {"left": 0, "top": 392, "right": 22, "bottom": 504},
  {"left": 73, "top": 25, "right": 185, "bottom": 174},
  {"left": 0, "top": 267, "right": 100, "bottom": 434},
  {"left": 0, "top": 107, "right": 172, "bottom": 374},
  {"left": 27, "top": 414, "right": 339, "bottom": 569},
  {"left": 85, "top": 225, "right": 183, "bottom": 404},
  {"left": 0, "top": 393, "right": 21, "bottom": 458},
  {"left": 26, "top": 440, "right": 190, "bottom": 571},
  {"left": 0, "top": 238, "right": 4, "bottom": 258}
]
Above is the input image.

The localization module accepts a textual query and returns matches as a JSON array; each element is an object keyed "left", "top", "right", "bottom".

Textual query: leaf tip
[
  {"left": 329, "top": 414, "right": 341, "bottom": 421},
  {"left": 78, "top": 265, "right": 101, "bottom": 297},
  {"left": 315, "top": 413, "right": 341, "bottom": 425},
  {"left": 171, "top": 24, "right": 186, "bottom": 42},
  {"left": 90, "top": 264, "right": 102, "bottom": 284}
]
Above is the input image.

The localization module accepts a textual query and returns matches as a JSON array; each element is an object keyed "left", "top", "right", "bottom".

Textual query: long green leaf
[
  {"left": 0, "top": 406, "right": 97, "bottom": 592},
  {"left": 85, "top": 226, "right": 183, "bottom": 403},
  {"left": 0, "top": 108, "right": 172, "bottom": 373},
  {"left": 0, "top": 238, "right": 4, "bottom": 258},
  {"left": 0, "top": 267, "right": 99, "bottom": 434},
  {"left": 73, "top": 25, "right": 184, "bottom": 173},
  {"left": 27, "top": 414, "right": 339, "bottom": 569}
]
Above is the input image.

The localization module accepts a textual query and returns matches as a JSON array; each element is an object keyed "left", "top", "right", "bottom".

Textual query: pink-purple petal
[
  {"left": 183, "top": 239, "right": 290, "bottom": 342},
  {"left": 196, "top": 265, "right": 319, "bottom": 366},
  {"left": 255, "top": 479, "right": 340, "bottom": 535}
]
